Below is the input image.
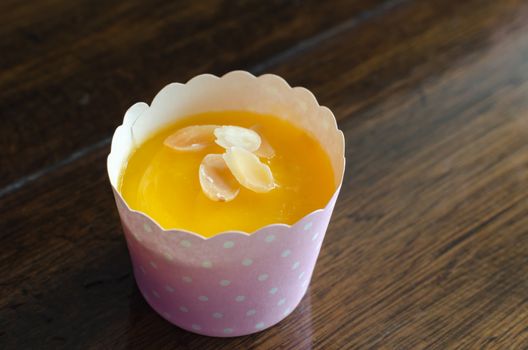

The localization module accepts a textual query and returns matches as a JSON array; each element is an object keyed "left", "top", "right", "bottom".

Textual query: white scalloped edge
[{"left": 107, "top": 71, "right": 345, "bottom": 240}]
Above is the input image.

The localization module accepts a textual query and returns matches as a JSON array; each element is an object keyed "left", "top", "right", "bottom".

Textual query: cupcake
[{"left": 107, "top": 71, "right": 345, "bottom": 337}]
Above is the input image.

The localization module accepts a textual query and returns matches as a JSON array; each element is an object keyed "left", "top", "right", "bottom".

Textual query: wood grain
[
  {"left": 2, "top": 0, "right": 528, "bottom": 349},
  {"left": 0, "top": 0, "right": 390, "bottom": 191}
]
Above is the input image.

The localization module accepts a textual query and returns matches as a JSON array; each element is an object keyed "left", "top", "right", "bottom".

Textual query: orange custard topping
[{"left": 119, "top": 110, "right": 335, "bottom": 237}]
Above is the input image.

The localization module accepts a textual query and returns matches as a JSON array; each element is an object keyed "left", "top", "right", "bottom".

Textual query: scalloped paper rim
[{"left": 107, "top": 71, "right": 345, "bottom": 240}]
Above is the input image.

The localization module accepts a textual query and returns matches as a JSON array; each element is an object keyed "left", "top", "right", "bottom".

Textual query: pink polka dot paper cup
[{"left": 107, "top": 71, "right": 345, "bottom": 337}]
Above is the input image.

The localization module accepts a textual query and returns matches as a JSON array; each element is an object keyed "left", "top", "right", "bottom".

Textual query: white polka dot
[
  {"left": 165, "top": 285, "right": 175, "bottom": 293},
  {"left": 283, "top": 307, "right": 291, "bottom": 316},
  {"left": 149, "top": 261, "right": 158, "bottom": 269},
  {"left": 265, "top": 235, "right": 276, "bottom": 243},
  {"left": 269, "top": 287, "right": 278, "bottom": 294},
  {"left": 258, "top": 274, "right": 269, "bottom": 281},
  {"left": 143, "top": 223, "right": 152, "bottom": 233},
  {"left": 179, "top": 306, "right": 189, "bottom": 312},
  {"left": 298, "top": 272, "right": 305, "bottom": 280},
  {"left": 242, "top": 258, "right": 253, "bottom": 266},
  {"left": 182, "top": 276, "right": 192, "bottom": 283},
  {"left": 223, "top": 328, "right": 233, "bottom": 334},
  {"left": 163, "top": 312, "right": 171, "bottom": 319},
  {"left": 198, "top": 295, "right": 209, "bottom": 302},
  {"left": 152, "top": 290, "right": 160, "bottom": 299},
  {"left": 246, "top": 309, "right": 256, "bottom": 316},
  {"left": 255, "top": 322, "right": 265, "bottom": 329},
  {"left": 223, "top": 241, "right": 235, "bottom": 248},
  {"left": 180, "top": 240, "right": 191, "bottom": 248},
  {"left": 235, "top": 295, "right": 246, "bottom": 302},
  {"left": 139, "top": 266, "right": 146, "bottom": 275},
  {"left": 304, "top": 222, "right": 313, "bottom": 231},
  {"left": 312, "top": 233, "right": 319, "bottom": 241},
  {"left": 281, "top": 249, "right": 291, "bottom": 258},
  {"left": 162, "top": 251, "right": 174, "bottom": 261},
  {"left": 278, "top": 298, "right": 286, "bottom": 306},
  {"left": 202, "top": 260, "right": 212, "bottom": 269},
  {"left": 213, "top": 312, "right": 223, "bottom": 319},
  {"left": 219, "top": 279, "right": 231, "bottom": 286},
  {"left": 292, "top": 261, "right": 300, "bottom": 270},
  {"left": 191, "top": 324, "right": 202, "bottom": 330}
]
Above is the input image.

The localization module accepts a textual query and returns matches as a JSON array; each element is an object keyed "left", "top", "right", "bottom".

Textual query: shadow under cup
[{"left": 107, "top": 71, "right": 345, "bottom": 337}]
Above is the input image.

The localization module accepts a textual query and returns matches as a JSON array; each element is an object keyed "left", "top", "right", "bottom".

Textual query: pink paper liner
[
  {"left": 107, "top": 71, "right": 345, "bottom": 337},
  {"left": 114, "top": 187, "right": 339, "bottom": 337}
]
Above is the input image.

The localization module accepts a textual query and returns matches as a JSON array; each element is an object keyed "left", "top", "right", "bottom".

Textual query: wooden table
[{"left": 2, "top": 1, "right": 528, "bottom": 348}]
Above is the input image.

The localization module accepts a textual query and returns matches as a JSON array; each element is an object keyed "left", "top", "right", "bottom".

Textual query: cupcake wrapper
[
  {"left": 114, "top": 186, "right": 339, "bottom": 337},
  {"left": 107, "top": 71, "right": 345, "bottom": 337}
]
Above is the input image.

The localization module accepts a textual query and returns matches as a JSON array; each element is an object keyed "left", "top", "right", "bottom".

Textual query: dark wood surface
[
  {"left": 1, "top": 0, "right": 528, "bottom": 349},
  {"left": 0, "top": 0, "right": 388, "bottom": 191}
]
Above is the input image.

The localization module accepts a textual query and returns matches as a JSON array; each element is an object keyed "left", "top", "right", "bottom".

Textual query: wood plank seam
[
  {"left": 0, "top": 137, "right": 111, "bottom": 199},
  {"left": 250, "top": 0, "right": 409, "bottom": 74}
]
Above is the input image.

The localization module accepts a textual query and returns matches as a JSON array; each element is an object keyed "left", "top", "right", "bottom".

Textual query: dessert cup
[{"left": 107, "top": 71, "right": 345, "bottom": 337}]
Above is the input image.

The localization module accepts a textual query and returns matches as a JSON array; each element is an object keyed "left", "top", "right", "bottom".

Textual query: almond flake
[
  {"left": 214, "top": 126, "right": 261, "bottom": 152},
  {"left": 223, "top": 147, "right": 275, "bottom": 193},
  {"left": 164, "top": 125, "right": 218, "bottom": 151},
  {"left": 199, "top": 154, "right": 240, "bottom": 202}
]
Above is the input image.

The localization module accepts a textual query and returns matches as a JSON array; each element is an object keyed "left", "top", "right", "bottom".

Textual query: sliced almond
[
  {"left": 223, "top": 147, "right": 275, "bottom": 193},
  {"left": 199, "top": 154, "right": 240, "bottom": 202},
  {"left": 251, "top": 126, "right": 275, "bottom": 159},
  {"left": 214, "top": 125, "right": 261, "bottom": 152},
  {"left": 164, "top": 125, "right": 218, "bottom": 151}
]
